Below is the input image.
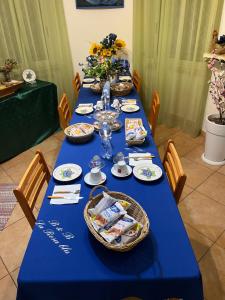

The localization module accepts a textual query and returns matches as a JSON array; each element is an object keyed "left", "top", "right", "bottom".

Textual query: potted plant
[
  {"left": 0, "top": 59, "right": 17, "bottom": 82},
  {"left": 202, "top": 56, "right": 225, "bottom": 165}
]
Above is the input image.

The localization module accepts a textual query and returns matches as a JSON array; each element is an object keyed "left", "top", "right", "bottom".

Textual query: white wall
[
  {"left": 63, "top": 0, "right": 133, "bottom": 78},
  {"left": 202, "top": 0, "right": 225, "bottom": 130}
]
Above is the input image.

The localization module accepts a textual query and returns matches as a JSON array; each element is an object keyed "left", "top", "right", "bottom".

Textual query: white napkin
[
  {"left": 82, "top": 84, "right": 92, "bottom": 88},
  {"left": 50, "top": 197, "right": 82, "bottom": 205},
  {"left": 122, "top": 99, "right": 137, "bottom": 105},
  {"left": 129, "top": 153, "right": 153, "bottom": 167},
  {"left": 50, "top": 184, "right": 81, "bottom": 205},
  {"left": 78, "top": 103, "right": 93, "bottom": 107}
]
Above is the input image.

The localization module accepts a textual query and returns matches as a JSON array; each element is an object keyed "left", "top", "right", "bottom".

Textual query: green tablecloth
[{"left": 0, "top": 80, "right": 59, "bottom": 163}]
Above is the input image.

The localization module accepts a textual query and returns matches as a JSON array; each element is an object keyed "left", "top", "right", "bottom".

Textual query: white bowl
[{"left": 64, "top": 123, "right": 94, "bottom": 143}]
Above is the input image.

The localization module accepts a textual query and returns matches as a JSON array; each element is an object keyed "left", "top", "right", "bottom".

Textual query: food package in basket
[
  {"left": 125, "top": 118, "right": 147, "bottom": 145},
  {"left": 88, "top": 192, "right": 142, "bottom": 245}
]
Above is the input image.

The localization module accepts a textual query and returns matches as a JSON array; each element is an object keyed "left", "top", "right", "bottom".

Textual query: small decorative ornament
[{"left": 22, "top": 69, "right": 36, "bottom": 83}]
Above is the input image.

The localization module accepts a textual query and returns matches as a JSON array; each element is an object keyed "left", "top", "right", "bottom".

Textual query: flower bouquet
[{"left": 82, "top": 33, "right": 129, "bottom": 81}]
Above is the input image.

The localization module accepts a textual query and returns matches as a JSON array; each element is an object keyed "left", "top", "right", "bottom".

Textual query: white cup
[
  {"left": 115, "top": 161, "right": 128, "bottom": 175},
  {"left": 90, "top": 167, "right": 102, "bottom": 183}
]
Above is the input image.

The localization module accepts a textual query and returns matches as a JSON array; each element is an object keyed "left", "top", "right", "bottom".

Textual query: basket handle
[{"left": 89, "top": 185, "right": 109, "bottom": 201}]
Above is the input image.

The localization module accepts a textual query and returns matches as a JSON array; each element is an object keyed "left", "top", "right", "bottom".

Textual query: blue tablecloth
[{"left": 17, "top": 87, "right": 203, "bottom": 300}]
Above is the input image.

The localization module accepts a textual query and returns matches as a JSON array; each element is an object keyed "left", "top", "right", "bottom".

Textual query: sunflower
[
  {"left": 115, "top": 39, "right": 126, "bottom": 49},
  {"left": 89, "top": 43, "right": 101, "bottom": 55},
  {"left": 102, "top": 49, "right": 112, "bottom": 57}
]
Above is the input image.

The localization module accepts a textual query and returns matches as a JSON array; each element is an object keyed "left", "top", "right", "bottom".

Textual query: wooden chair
[
  {"left": 163, "top": 140, "right": 186, "bottom": 204},
  {"left": 72, "top": 72, "right": 81, "bottom": 99},
  {"left": 148, "top": 90, "right": 160, "bottom": 137},
  {"left": 58, "top": 93, "right": 71, "bottom": 130},
  {"left": 13, "top": 151, "right": 50, "bottom": 228},
  {"left": 132, "top": 69, "right": 141, "bottom": 93}
]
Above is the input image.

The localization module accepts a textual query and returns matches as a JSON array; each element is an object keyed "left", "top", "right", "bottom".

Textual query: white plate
[
  {"left": 75, "top": 106, "right": 93, "bottom": 115},
  {"left": 22, "top": 69, "right": 36, "bottom": 82},
  {"left": 84, "top": 172, "right": 106, "bottom": 186},
  {"left": 121, "top": 104, "right": 140, "bottom": 113},
  {"left": 83, "top": 78, "right": 95, "bottom": 83},
  {"left": 111, "top": 165, "right": 132, "bottom": 178},
  {"left": 119, "top": 76, "right": 132, "bottom": 81},
  {"left": 133, "top": 163, "right": 162, "bottom": 182},
  {"left": 53, "top": 164, "right": 82, "bottom": 182}
]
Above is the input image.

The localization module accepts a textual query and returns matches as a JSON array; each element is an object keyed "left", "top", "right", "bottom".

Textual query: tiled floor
[{"left": 0, "top": 126, "right": 225, "bottom": 300}]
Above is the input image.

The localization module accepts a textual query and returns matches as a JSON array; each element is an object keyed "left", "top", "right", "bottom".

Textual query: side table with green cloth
[{"left": 0, "top": 80, "right": 59, "bottom": 163}]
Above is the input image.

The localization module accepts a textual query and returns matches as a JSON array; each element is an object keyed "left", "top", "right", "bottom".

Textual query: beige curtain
[
  {"left": 0, "top": 0, "right": 74, "bottom": 106},
  {"left": 133, "top": 0, "right": 223, "bottom": 136}
]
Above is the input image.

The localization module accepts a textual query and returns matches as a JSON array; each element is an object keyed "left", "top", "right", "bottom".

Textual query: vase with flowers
[
  {"left": 81, "top": 33, "right": 128, "bottom": 84},
  {"left": 0, "top": 59, "right": 17, "bottom": 82}
]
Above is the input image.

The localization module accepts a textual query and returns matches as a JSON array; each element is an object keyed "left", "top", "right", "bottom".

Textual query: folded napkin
[
  {"left": 78, "top": 103, "right": 93, "bottom": 107},
  {"left": 122, "top": 99, "right": 137, "bottom": 105},
  {"left": 129, "top": 153, "right": 153, "bottom": 167},
  {"left": 119, "top": 75, "right": 132, "bottom": 81},
  {"left": 50, "top": 184, "right": 81, "bottom": 205},
  {"left": 50, "top": 197, "right": 82, "bottom": 205},
  {"left": 83, "top": 84, "right": 93, "bottom": 88}
]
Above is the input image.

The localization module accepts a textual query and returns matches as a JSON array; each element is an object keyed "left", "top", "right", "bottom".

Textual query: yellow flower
[
  {"left": 115, "top": 39, "right": 126, "bottom": 48},
  {"left": 102, "top": 49, "right": 112, "bottom": 57},
  {"left": 89, "top": 43, "right": 101, "bottom": 55}
]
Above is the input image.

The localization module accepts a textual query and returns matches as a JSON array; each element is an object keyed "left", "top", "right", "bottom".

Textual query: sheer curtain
[
  {"left": 0, "top": 0, "right": 74, "bottom": 105},
  {"left": 133, "top": 0, "right": 223, "bottom": 136}
]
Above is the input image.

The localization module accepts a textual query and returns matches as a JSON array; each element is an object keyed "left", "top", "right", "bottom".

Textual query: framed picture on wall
[{"left": 76, "top": 0, "right": 124, "bottom": 9}]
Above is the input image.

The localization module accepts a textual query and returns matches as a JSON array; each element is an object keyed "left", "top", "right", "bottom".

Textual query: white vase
[{"left": 202, "top": 114, "right": 225, "bottom": 165}]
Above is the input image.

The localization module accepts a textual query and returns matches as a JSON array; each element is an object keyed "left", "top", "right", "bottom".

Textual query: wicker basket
[
  {"left": 90, "top": 82, "right": 104, "bottom": 94},
  {"left": 110, "top": 82, "right": 133, "bottom": 97},
  {"left": 84, "top": 186, "right": 149, "bottom": 252},
  {"left": 64, "top": 123, "right": 94, "bottom": 143}
]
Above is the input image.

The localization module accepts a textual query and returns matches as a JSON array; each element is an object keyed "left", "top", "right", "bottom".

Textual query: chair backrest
[
  {"left": 72, "top": 72, "right": 81, "bottom": 99},
  {"left": 163, "top": 140, "right": 186, "bottom": 204},
  {"left": 58, "top": 93, "right": 71, "bottom": 130},
  {"left": 149, "top": 90, "right": 160, "bottom": 137},
  {"left": 132, "top": 69, "right": 141, "bottom": 93},
  {"left": 13, "top": 151, "right": 50, "bottom": 228}
]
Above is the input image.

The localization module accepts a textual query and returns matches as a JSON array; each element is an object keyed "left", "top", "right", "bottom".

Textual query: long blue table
[{"left": 17, "top": 87, "right": 203, "bottom": 300}]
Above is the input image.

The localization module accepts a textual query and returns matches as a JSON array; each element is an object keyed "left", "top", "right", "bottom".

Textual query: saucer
[
  {"left": 111, "top": 165, "right": 132, "bottom": 178},
  {"left": 84, "top": 172, "right": 106, "bottom": 186}
]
